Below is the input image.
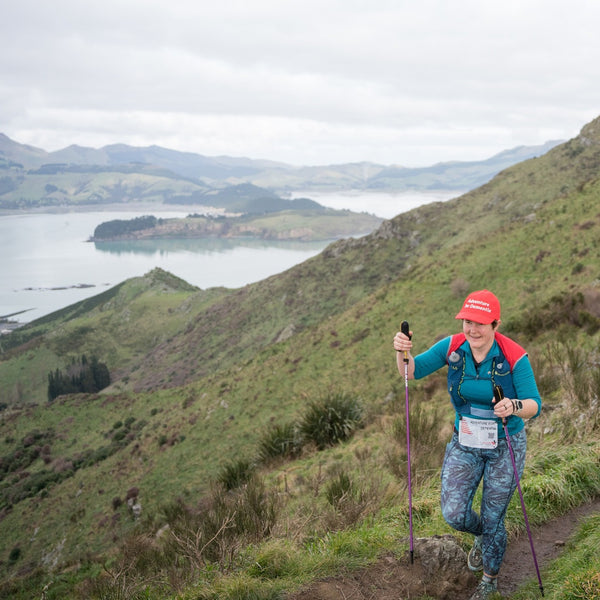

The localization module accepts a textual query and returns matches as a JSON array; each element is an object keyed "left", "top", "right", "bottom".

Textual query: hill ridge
[{"left": 1, "top": 115, "right": 600, "bottom": 598}]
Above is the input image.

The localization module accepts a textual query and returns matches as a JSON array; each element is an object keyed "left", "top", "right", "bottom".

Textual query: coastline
[
  {"left": 0, "top": 309, "right": 33, "bottom": 334},
  {"left": 0, "top": 202, "right": 213, "bottom": 218},
  {"left": 1, "top": 320, "right": 22, "bottom": 334}
]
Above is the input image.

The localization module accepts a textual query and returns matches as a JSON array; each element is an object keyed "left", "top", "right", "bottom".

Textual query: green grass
[{"left": 2, "top": 119, "right": 600, "bottom": 598}]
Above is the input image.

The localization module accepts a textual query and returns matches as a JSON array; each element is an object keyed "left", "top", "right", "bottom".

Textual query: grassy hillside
[
  {"left": 0, "top": 162, "right": 211, "bottom": 209},
  {"left": 1, "top": 118, "right": 600, "bottom": 599}
]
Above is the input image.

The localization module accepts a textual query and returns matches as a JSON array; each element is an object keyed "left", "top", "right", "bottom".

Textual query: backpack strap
[
  {"left": 447, "top": 332, "right": 526, "bottom": 371},
  {"left": 446, "top": 332, "right": 525, "bottom": 418},
  {"left": 448, "top": 333, "right": 466, "bottom": 357},
  {"left": 494, "top": 332, "right": 527, "bottom": 370}
]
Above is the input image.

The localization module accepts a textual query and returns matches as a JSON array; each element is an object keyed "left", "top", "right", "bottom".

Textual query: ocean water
[{"left": 1, "top": 191, "right": 457, "bottom": 325}]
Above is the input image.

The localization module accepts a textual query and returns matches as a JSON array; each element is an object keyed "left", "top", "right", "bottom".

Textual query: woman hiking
[{"left": 393, "top": 289, "right": 542, "bottom": 600}]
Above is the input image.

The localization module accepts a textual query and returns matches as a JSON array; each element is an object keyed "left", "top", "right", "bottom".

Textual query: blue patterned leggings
[{"left": 440, "top": 429, "right": 526, "bottom": 576}]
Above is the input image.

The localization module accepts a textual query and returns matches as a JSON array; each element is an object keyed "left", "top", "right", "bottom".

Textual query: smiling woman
[
  {"left": 462, "top": 319, "right": 498, "bottom": 361},
  {"left": 393, "top": 289, "right": 542, "bottom": 599}
]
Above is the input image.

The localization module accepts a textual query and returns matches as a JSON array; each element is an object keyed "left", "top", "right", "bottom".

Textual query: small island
[{"left": 89, "top": 210, "right": 383, "bottom": 243}]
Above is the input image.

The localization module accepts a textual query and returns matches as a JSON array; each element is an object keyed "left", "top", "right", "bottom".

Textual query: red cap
[{"left": 455, "top": 290, "right": 501, "bottom": 324}]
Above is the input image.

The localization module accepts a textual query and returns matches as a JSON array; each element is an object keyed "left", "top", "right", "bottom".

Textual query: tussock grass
[
  {"left": 257, "top": 422, "right": 303, "bottom": 463},
  {"left": 299, "top": 392, "right": 364, "bottom": 450}
]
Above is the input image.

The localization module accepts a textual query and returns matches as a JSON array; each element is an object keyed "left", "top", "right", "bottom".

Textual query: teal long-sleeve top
[{"left": 413, "top": 336, "right": 542, "bottom": 438}]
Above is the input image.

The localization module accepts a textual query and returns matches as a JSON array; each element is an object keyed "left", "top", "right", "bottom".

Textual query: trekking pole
[
  {"left": 400, "top": 320, "right": 414, "bottom": 564},
  {"left": 493, "top": 385, "right": 544, "bottom": 597}
]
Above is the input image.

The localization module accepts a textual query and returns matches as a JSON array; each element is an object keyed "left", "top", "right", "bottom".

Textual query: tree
[{"left": 47, "top": 355, "right": 111, "bottom": 400}]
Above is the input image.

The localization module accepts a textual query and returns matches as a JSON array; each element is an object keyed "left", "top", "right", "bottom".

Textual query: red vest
[
  {"left": 447, "top": 332, "right": 526, "bottom": 371},
  {"left": 446, "top": 332, "right": 527, "bottom": 417}
]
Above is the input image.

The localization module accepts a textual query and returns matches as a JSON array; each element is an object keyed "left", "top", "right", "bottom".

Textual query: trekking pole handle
[
  {"left": 400, "top": 321, "right": 411, "bottom": 363},
  {"left": 493, "top": 384, "right": 507, "bottom": 425},
  {"left": 401, "top": 321, "right": 411, "bottom": 338}
]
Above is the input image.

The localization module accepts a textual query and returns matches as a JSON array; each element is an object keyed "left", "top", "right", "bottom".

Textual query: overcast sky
[{"left": 1, "top": 0, "right": 598, "bottom": 167}]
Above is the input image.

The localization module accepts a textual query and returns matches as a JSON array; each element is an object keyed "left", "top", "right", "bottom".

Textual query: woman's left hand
[{"left": 494, "top": 397, "right": 515, "bottom": 418}]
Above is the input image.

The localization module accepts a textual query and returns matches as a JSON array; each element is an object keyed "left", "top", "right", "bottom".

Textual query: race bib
[{"left": 458, "top": 417, "right": 498, "bottom": 449}]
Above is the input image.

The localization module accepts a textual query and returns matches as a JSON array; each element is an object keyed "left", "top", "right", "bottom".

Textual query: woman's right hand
[{"left": 393, "top": 329, "right": 413, "bottom": 353}]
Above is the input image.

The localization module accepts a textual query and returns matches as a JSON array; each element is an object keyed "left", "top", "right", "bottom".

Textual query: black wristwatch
[{"left": 513, "top": 399, "right": 523, "bottom": 414}]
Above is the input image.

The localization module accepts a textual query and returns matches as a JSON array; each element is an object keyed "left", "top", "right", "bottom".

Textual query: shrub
[
  {"left": 82, "top": 534, "right": 173, "bottom": 600},
  {"left": 325, "top": 471, "right": 353, "bottom": 507},
  {"left": 113, "top": 429, "right": 127, "bottom": 442},
  {"left": 164, "top": 477, "right": 279, "bottom": 571},
  {"left": 233, "top": 476, "right": 279, "bottom": 542},
  {"left": 257, "top": 423, "right": 303, "bottom": 463},
  {"left": 217, "top": 458, "right": 255, "bottom": 491},
  {"left": 300, "top": 392, "right": 364, "bottom": 450},
  {"left": 8, "top": 546, "right": 21, "bottom": 563}
]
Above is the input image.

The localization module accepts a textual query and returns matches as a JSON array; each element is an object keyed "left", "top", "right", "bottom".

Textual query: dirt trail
[
  {"left": 498, "top": 498, "right": 600, "bottom": 597},
  {"left": 287, "top": 498, "right": 600, "bottom": 599}
]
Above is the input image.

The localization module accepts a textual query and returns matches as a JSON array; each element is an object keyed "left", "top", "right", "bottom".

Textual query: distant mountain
[
  {"left": 364, "top": 141, "right": 563, "bottom": 191},
  {"left": 0, "top": 132, "right": 48, "bottom": 167},
  {"left": 0, "top": 134, "right": 289, "bottom": 182},
  {"left": 49, "top": 143, "right": 288, "bottom": 181},
  {"left": 0, "top": 132, "right": 562, "bottom": 196}
]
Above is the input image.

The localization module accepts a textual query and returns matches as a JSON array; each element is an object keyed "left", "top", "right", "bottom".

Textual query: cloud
[{"left": 1, "top": 0, "right": 599, "bottom": 165}]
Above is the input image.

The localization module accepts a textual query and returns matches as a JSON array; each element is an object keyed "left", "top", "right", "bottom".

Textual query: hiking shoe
[
  {"left": 469, "top": 578, "right": 498, "bottom": 600},
  {"left": 468, "top": 535, "right": 483, "bottom": 571}
]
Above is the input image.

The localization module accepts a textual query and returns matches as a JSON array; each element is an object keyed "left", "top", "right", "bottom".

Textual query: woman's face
[{"left": 462, "top": 319, "right": 496, "bottom": 353}]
